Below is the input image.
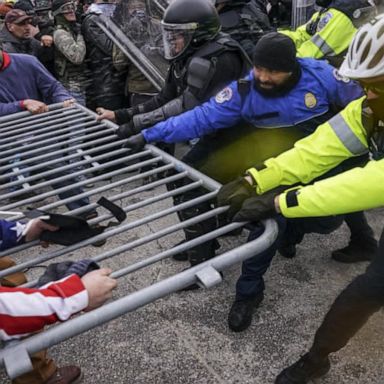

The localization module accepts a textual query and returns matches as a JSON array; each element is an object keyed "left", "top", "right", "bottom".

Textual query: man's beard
[{"left": 253, "top": 65, "right": 302, "bottom": 97}]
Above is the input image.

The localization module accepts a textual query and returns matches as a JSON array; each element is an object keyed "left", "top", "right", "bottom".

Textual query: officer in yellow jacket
[
  {"left": 219, "top": 14, "right": 384, "bottom": 383},
  {"left": 282, "top": 0, "right": 379, "bottom": 264},
  {"left": 282, "top": 0, "right": 376, "bottom": 67}
]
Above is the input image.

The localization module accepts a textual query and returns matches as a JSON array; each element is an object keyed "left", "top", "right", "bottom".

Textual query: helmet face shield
[{"left": 161, "top": 21, "right": 198, "bottom": 59}]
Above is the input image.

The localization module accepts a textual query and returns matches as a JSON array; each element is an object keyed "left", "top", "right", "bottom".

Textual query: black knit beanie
[{"left": 252, "top": 32, "right": 298, "bottom": 72}]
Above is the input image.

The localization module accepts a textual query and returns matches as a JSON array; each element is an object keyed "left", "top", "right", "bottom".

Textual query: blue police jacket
[{"left": 142, "top": 58, "right": 364, "bottom": 144}]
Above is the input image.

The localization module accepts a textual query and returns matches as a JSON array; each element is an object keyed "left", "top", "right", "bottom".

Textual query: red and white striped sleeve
[{"left": 0, "top": 274, "right": 88, "bottom": 340}]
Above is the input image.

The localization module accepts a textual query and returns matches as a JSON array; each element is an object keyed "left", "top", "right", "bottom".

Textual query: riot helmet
[{"left": 161, "top": 0, "right": 221, "bottom": 60}]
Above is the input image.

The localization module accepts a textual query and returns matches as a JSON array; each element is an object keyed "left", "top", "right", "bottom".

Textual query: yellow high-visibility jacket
[
  {"left": 247, "top": 97, "right": 384, "bottom": 217},
  {"left": 282, "top": 8, "right": 356, "bottom": 61}
]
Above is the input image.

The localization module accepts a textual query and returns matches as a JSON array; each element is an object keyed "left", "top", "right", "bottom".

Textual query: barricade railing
[{"left": 0, "top": 103, "right": 278, "bottom": 379}]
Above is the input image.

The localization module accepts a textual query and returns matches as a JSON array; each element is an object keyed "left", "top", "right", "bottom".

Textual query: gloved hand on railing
[
  {"left": 122, "top": 133, "right": 146, "bottom": 153},
  {"left": 217, "top": 177, "right": 256, "bottom": 221},
  {"left": 231, "top": 188, "right": 283, "bottom": 222},
  {"left": 116, "top": 121, "right": 141, "bottom": 139}
]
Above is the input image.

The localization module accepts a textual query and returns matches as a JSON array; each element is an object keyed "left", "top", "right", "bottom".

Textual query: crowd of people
[{"left": 1, "top": 0, "right": 384, "bottom": 383}]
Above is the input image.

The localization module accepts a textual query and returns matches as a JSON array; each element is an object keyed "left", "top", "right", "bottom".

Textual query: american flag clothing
[{"left": 0, "top": 274, "right": 88, "bottom": 340}]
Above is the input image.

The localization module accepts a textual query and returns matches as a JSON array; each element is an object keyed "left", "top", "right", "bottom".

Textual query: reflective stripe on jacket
[{"left": 282, "top": 8, "right": 356, "bottom": 61}]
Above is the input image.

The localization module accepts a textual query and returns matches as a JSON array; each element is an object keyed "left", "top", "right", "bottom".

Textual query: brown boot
[
  {"left": 0, "top": 256, "right": 27, "bottom": 286},
  {"left": 45, "top": 366, "right": 83, "bottom": 384}
]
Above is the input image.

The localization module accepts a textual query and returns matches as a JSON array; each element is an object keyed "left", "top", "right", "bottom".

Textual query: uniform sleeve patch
[
  {"left": 333, "top": 68, "right": 351, "bottom": 83},
  {"left": 317, "top": 12, "right": 332, "bottom": 32},
  {"left": 215, "top": 87, "right": 233, "bottom": 104}
]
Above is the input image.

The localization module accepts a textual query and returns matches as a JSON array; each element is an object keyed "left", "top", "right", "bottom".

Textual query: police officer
[
  {"left": 282, "top": 0, "right": 379, "bottom": 264},
  {"left": 214, "top": 0, "right": 273, "bottom": 57},
  {"left": 96, "top": 0, "right": 249, "bottom": 133},
  {"left": 282, "top": 0, "right": 377, "bottom": 67},
  {"left": 123, "top": 32, "right": 363, "bottom": 282},
  {"left": 217, "top": 15, "right": 384, "bottom": 384},
  {"left": 97, "top": 0, "right": 249, "bottom": 271},
  {"left": 52, "top": 0, "right": 88, "bottom": 104}
]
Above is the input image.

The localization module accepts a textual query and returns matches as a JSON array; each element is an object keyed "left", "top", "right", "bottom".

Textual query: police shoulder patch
[
  {"left": 215, "top": 87, "right": 233, "bottom": 104},
  {"left": 317, "top": 12, "right": 333, "bottom": 32},
  {"left": 305, "top": 92, "right": 317, "bottom": 109},
  {"left": 333, "top": 69, "right": 350, "bottom": 83}
]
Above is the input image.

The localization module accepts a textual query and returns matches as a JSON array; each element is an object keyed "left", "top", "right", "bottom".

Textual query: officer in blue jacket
[{"left": 123, "top": 33, "right": 371, "bottom": 291}]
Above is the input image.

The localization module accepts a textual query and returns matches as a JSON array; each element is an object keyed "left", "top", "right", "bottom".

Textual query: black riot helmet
[
  {"left": 315, "top": 0, "right": 333, "bottom": 7},
  {"left": 161, "top": 0, "right": 221, "bottom": 60}
]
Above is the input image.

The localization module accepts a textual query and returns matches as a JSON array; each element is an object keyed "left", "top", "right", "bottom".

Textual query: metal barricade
[{"left": 0, "top": 103, "right": 278, "bottom": 379}]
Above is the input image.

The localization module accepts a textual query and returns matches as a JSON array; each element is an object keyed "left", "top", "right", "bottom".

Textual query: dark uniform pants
[
  {"left": 309, "top": 226, "right": 384, "bottom": 358},
  {"left": 235, "top": 214, "right": 345, "bottom": 300}
]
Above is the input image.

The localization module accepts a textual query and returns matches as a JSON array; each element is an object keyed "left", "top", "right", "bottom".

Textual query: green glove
[
  {"left": 217, "top": 177, "right": 256, "bottom": 221},
  {"left": 232, "top": 187, "right": 285, "bottom": 222}
]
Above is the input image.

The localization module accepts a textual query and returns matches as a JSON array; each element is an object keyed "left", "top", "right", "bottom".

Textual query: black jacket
[
  {"left": 0, "top": 26, "right": 53, "bottom": 68},
  {"left": 81, "top": 11, "right": 126, "bottom": 110},
  {"left": 115, "top": 33, "right": 249, "bottom": 126}
]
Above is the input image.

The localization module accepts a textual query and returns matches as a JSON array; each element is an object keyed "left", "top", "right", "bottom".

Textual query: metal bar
[
  {"left": 149, "top": 144, "right": 222, "bottom": 191},
  {"left": 0, "top": 109, "right": 79, "bottom": 138},
  {"left": 0, "top": 154, "right": 164, "bottom": 209},
  {"left": 0, "top": 191, "right": 219, "bottom": 278},
  {"left": 111, "top": 221, "right": 246, "bottom": 279},
  {"left": 0, "top": 171, "right": 191, "bottom": 256},
  {"left": 0, "top": 126, "right": 114, "bottom": 165},
  {"left": 0, "top": 122, "right": 110, "bottom": 158},
  {"left": 0, "top": 103, "right": 64, "bottom": 125},
  {"left": 0, "top": 112, "right": 91, "bottom": 146},
  {"left": 22, "top": 180, "right": 209, "bottom": 288},
  {"left": 0, "top": 142, "right": 127, "bottom": 183},
  {"left": 0, "top": 136, "right": 119, "bottom": 173},
  {"left": 0, "top": 104, "right": 280, "bottom": 382},
  {"left": 0, "top": 219, "right": 278, "bottom": 379}
]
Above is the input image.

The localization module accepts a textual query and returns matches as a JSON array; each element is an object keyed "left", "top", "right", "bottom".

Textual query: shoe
[
  {"left": 331, "top": 238, "right": 378, "bottom": 263},
  {"left": 278, "top": 243, "right": 297, "bottom": 259},
  {"left": 228, "top": 293, "right": 264, "bottom": 332},
  {"left": 45, "top": 366, "right": 83, "bottom": 384},
  {"left": 275, "top": 353, "right": 330, "bottom": 384},
  {"left": 172, "top": 239, "right": 221, "bottom": 262},
  {"left": 172, "top": 240, "right": 189, "bottom": 261}
]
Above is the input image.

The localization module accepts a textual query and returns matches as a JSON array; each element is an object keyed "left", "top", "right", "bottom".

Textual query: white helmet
[{"left": 339, "top": 14, "right": 384, "bottom": 79}]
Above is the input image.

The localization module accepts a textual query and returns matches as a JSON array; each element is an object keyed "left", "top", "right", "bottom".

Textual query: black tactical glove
[
  {"left": 115, "top": 106, "right": 138, "bottom": 125},
  {"left": 123, "top": 133, "right": 146, "bottom": 153},
  {"left": 217, "top": 177, "right": 256, "bottom": 221},
  {"left": 232, "top": 187, "right": 286, "bottom": 222},
  {"left": 116, "top": 121, "right": 140, "bottom": 140}
]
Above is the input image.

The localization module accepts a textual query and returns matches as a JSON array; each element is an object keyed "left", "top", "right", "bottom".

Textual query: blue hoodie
[{"left": 0, "top": 52, "right": 71, "bottom": 116}]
